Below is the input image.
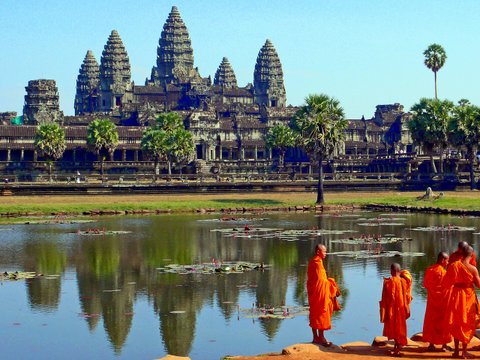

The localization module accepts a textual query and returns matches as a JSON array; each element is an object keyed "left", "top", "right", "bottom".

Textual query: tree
[
  {"left": 292, "top": 94, "right": 347, "bottom": 204},
  {"left": 423, "top": 44, "right": 447, "bottom": 99},
  {"left": 265, "top": 124, "right": 297, "bottom": 168},
  {"left": 141, "top": 127, "right": 167, "bottom": 181},
  {"left": 34, "top": 123, "right": 66, "bottom": 182},
  {"left": 448, "top": 99, "right": 480, "bottom": 189},
  {"left": 87, "top": 119, "right": 119, "bottom": 178},
  {"left": 142, "top": 112, "right": 195, "bottom": 177},
  {"left": 409, "top": 98, "right": 453, "bottom": 175}
]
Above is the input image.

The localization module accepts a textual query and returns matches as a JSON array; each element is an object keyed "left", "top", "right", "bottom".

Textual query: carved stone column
[
  {"left": 122, "top": 149, "right": 126, "bottom": 161},
  {"left": 134, "top": 150, "right": 138, "bottom": 161},
  {"left": 7, "top": 149, "right": 10, "bottom": 162},
  {"left": 20, "top": 149, "right": 24, "bottom": 161}
]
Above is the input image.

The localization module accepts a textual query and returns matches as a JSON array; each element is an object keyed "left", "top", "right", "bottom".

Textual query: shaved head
[
  {"left": 390, "top": 263, "right": 401, "bottom": 276},
  {"left": 437, "top": 251, "right": 448, "bottom": 263},
  {"left": 464, "top": 246, "right": 474, "bottom": 259},
  {"left": 315, "top": 244, "right": 326, "bottom": 252},
  {"left": 458, "top": 241, "right": 468, "bottom": 251}
]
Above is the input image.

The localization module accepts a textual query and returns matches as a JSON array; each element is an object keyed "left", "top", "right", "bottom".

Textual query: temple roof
[{"left": 214, "top": 57, "right": 237, "bottom": 88}]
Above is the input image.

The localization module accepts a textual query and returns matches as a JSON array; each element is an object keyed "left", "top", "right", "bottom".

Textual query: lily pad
[
  {"left": 0, "top": 271, "right": 40, "bottom": 281},
  {"left": 357, "top": 222, "right": 405, "bottom": 227},
  {"left": 329, "top": 250, "right": 425, "bottom": 259},
  {"left": 410, "top": 226, "right": 476, "bottom": 232},
  {"left": 240, "top": 305, "right": 309, "bottom": 319},
  {"left": 157, "top": 261, "right": 268, "bottom": 275},
  {"left": 331, "top": 237, "right": 412, "bottom": 245},
  {"left": 73, "top": 230, "right": 132, "bottom": 236}
]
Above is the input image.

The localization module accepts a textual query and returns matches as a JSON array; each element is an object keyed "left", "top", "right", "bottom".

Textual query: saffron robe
[
  {"left": 307, "top": 255, "right": 340, "bottom": 330},
  {"left": 443, "top": 261, "right": 478, "bottom": 344},
  {"left": 449, "top": 250, "right": 477, "bottom": 267},
  {"left": 380, "top": 271, "right": 412, "bottom": 346},
  {"left": 423, "top": 264, "right": 451, "bottom": 344}
]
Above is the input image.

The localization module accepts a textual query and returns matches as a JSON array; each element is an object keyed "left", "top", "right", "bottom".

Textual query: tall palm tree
[
  {"left": 409, "top": 98, "right": 453, "bottom": 175},
  {"left": 448, "top": 99, "right": 480, "bottom": 190},
  {"left": 265, "top": 124, "right": 297, "bottom": 169},
  {"left": 292, "top": 94, "right": 347, "bottom": 204},
  {"left": 423, "top": 44, "right": 447, "bottom": 99},
  {"left": 87, "top": 119, "right": 119, "bottom": 178},
  {"left": 34, "top": 123, "right": 66, "bottom": 182}
]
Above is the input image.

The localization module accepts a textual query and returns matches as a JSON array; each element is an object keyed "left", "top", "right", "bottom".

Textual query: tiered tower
[
  {"left": 23, "top": 80, "right": 63, "bottom": 125},
  {"left": 214, "top": 57, "right": 237, "bottom": 88},
  {"left": 253, "top": 39, "right": 286, "bottom": 108},
  {"left": 74, "top": 50, "right": 100, "bottom": 115},
  {"left": 99, "top": 30, "right": 132, "bottom": 113},
  {"left": 150, "top": 6, "right": 195, "bottom": 86}
]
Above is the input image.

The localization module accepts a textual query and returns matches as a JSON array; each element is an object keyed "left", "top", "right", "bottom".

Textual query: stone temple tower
[
  {"left": 74, "top": 50, "right": 100, "bottom": 115},
  {"left": 99, "top": 30, "right": 132, "bottom": 113},
  {"left": 214, "top": 57, "right": 237, "bottom": 88},
  {"left": 150, "top": 6, "right": 195, "bottom": 86},
  {"left": 23, "top": 79, "right": 64, "bottom": 125},
  {"left": 253, "top": 39, "right": 286, "bottom": 108}
]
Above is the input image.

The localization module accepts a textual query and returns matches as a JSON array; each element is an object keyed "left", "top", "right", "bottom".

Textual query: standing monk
[
  {"left": 423, "top": 252, "right": 452, "bottom": 351},
  {"left": 307, "top": 244, "right": 341, "bottom": 346},
  {"left": 443, "top": 246, "right": 480, "bottom": 359},
  {"left": 449, "top": 241, "right": 477, "bottom": 267},
  {"left": 380, "top": 263, "right": 413, "bottom": 357}
]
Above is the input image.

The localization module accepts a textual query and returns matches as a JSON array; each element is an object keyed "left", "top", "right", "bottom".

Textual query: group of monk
[{"left": 307, "top": 241, "right": 480, "bottom": 358}]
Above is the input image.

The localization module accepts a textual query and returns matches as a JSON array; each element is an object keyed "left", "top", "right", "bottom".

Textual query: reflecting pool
[{"left": 0, "top": 211, "right": 478, "bottom": 359}]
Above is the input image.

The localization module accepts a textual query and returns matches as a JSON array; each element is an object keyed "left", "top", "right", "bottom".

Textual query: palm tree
[
  {"left": 409, "top": 98, "right": 453, "bottom": 175},
  {"left": 292, "top": 94, "right": 347, "bottom": 204},
  {"left": 167, "top": 128, "right": 195, "bottom": 175},
  {"left": 448, "top": 99, "right": 480, "bottom": 190},
  {"left": 265, "top": 124, "right": 297, "bottom": 169},
  {"left": 34, "top": 123, "right": 66, "bottom": 182},
  {"left": 423, "top": 44, "right": 447, "bottom": 99},
  {"left": 86, "top": 119, "right": 119, "bottom": 178}
]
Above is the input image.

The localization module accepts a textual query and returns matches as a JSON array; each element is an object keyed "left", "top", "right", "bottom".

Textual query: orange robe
[
  {"left": 449, "top": 250, "right": 477, "bottom": 267},
  {"left": 423, "top": 264, "right": 451, "bottom": 344},
  {"left": 380, "top": 271, "right": 412, "bottom": 346},
  {"left": 443, "top": 261, "right": 478, "bottom": 344},
  {"left": 307, "top": 255, "right": 340, "bottom": 330}
]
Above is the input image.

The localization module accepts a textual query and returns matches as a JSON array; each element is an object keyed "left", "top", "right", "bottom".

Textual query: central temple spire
[{"left": 150, "top": 6, "right": 195, "bottom": 86}]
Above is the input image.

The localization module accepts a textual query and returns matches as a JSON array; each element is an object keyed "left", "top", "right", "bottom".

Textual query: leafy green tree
[
  {"left": 167, "top": 128, "right": 195, "bottom": 175},
  {"left": 34, "top": 123, "right": 66, "bottom": 181},
  {"left": 265, "top": 124, "right": 296, "bottom": 168},
  {"left": 449, "top": 99, "right": 480, "bottom": 189},
  {"left": 423, "top": 44, "right": 447, "bottom": 99},
  {"left": 292, "top": 94, "right": 347, "bottom": 204},
  {"left": 409, "top": 98, "right": 454, "bottom": 175},
  {"left": 141, "top": 127, "right": 167, "bottom": 181},
  {"left": 142, "top": 112, "right": 195, "bottom": 176},
  {"left": 87, "top": 119, "right": 119, "bottom": 177}
]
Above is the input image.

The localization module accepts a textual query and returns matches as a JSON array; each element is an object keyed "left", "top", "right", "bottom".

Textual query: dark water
[{"left": 0, "top": 211, "right": 478, "bottom": 360}]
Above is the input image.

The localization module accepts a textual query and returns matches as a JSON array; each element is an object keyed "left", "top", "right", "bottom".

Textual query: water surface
[{"left": 0, "top": 211, "right": 478, "bottom": 359}]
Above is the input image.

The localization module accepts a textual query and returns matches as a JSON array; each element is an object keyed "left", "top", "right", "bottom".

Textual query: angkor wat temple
[{"left": 0, "top": 6, "right": 415, "bottom": 180}]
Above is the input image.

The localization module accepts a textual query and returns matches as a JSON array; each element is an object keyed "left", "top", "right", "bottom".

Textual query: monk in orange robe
[
  {"left": 449, "top": 241, "right": 477, "bottom": 267},
  {"left": 423, "top": 251, "right": 452, "bottom": 351},
  {"left": 443, "top": 246, "right": 480, "bottom": 359},
  {"left": 379, "top": 263, "right": 412, "bottom": 356},
  {"left": 307, "top": 244, "right": 341, "bottom": 346}
]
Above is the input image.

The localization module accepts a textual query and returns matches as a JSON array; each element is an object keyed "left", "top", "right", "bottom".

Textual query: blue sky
[{"left": 1, "top": 0, "right": 479, "bottom": 118}]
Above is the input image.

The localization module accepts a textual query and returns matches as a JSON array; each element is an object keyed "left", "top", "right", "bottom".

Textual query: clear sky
[{"left": 1, "top": 0, "right": 479, "bottom": 119}]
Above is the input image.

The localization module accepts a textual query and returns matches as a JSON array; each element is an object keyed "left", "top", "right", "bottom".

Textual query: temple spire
[
  {"left": 253, "top": 39, "right": 286, "bottom": 108},
  {"left": 214, "top": 57, "right": 237, "bottom": 88},
  {"left": 99, "top": 30, "right": 132, "bottom": 112},
  {"left": 75, "top": 50, "right": 100, "bottom": 115},
  {"left": 151, "top": 6, "right": 194, "bottom": 85}
]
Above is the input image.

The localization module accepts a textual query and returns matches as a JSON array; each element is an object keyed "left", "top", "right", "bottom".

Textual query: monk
[
  {"left": 443, "top": 246, "right": 480, "bottom": 359},
  {"left": 423, "top": 252, "right": 452, "bottom": 351},
  {"left": 380, "top": 263, "right": 412, "bottom": 357},
  {"left": 307, "top": 244, "right": 341, "bottom": 346},
  {"left": 449, "top": 241, "right": 477, "bottom": 267}
]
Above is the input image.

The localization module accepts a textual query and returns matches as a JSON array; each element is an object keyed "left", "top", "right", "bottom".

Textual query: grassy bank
[{"left": 0, "top": 191, "right": 479, "bottom": 216}]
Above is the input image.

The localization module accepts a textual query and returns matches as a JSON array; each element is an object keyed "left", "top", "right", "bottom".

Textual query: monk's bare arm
[{"left": 467, "top": 264, "right": 480, "bottom": 288}]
